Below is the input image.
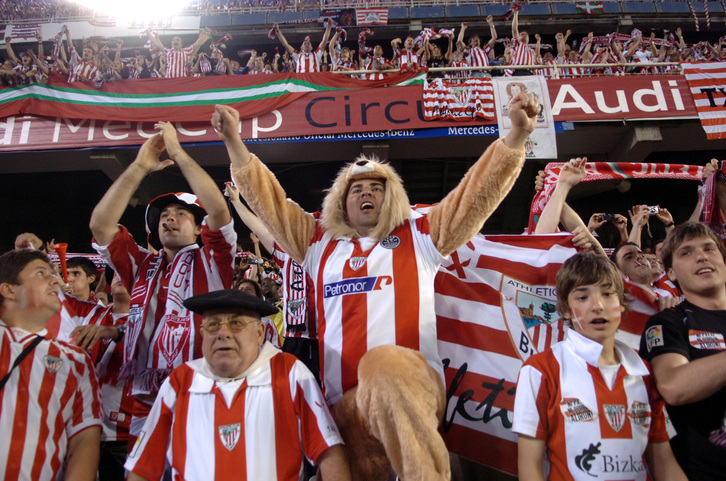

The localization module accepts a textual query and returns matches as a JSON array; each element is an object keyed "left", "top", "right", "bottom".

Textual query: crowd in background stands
[{"left": 2, "top": 10, "right": 726, "bottom": 87}]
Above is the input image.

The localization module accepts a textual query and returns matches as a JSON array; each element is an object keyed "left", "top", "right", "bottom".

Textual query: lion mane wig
[{"left": 321, "top": 155, "right": 411, "bottom": 241}]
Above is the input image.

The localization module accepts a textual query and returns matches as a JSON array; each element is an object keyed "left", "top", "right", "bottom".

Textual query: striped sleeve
[
  {"left": 644, "top": 375, "right": 674, "bottom": 443},
  {"left": 288, "top": 359, "right": 343, "bottom": 463},
  {"left": 200, "top": 217, "right": 237, "bottom": 289},
  {"left": 64, "top": 343, "right": 103, "bottom": 438},
  {"left": 125, "top": 376, "right": 178, "bottom": 479},
  {"left": 93, "top": 225, "right": 149, "bottom": 293},
  {"left": 512, "top": 363, "right": 548, "bottom": 440}
]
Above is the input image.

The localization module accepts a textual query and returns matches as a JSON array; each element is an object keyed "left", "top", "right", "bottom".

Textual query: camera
[
  {"left": 648, "top": 206, "right": 660, "bottom": 216},
  {"left": 247, "top": 258, "right": 265, "bottom": 265},
  {"left": 602, "top": 213, "right": 618, "bottom": 222}
]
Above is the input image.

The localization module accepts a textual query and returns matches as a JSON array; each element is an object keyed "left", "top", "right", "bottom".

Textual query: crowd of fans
[{"left": 2, "top": 11, "right": 726, "bottom": 87}]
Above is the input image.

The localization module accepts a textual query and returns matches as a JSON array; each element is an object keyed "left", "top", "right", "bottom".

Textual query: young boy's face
[{"left": 566, "top": 280, "right": 623, "bottom": 344}]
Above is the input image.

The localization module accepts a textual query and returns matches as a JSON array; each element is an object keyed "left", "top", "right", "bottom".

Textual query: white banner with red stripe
[
  {"left": 493, "top": 77, "right": 557, "bottom": 159},
  {"left": 436, "top": 233, "right": 577, "bottom": 474},
  {"left": 356, "top": 8, "right": 388, "bottom": 25},
  {"left": 682, "top": 61, "right": 726, "bottom": 139}
]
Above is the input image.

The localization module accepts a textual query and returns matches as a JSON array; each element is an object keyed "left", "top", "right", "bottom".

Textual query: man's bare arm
[
  {"left": 651, "top": 351, "right": 726, "bottom": 405},
  {"left": 274, "top": 24, "right": 296, "bottom": 57},
  {"left": 65, "top": 426, "right": 101, "bottom": 481},
  {"left": 89, "top": 134, "right": 172, "bottom": 245},
  {"left": 226, "top": 182, "right": 275, "bottom": 253},
  {"left": 317, "top": 445, "right": 352, "bottom": 481}
]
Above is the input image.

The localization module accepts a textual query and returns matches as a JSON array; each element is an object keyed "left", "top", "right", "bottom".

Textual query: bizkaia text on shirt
[{"left": 323, "top": 276, "right": 393, "bottom": 298}]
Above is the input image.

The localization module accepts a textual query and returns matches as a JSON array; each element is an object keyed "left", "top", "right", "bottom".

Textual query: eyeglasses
[{"left": 202, "top": 319, "right": 258, "bottom": 333}]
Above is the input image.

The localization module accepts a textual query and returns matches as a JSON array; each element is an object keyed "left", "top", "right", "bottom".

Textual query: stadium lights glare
[{"left": 72, "top": 0, "right": 187, "bottom": 19}]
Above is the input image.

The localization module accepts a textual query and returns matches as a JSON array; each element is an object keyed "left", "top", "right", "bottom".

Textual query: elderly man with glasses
[{"left": 125, "top": 289, "right": 350, "bottom": 481}]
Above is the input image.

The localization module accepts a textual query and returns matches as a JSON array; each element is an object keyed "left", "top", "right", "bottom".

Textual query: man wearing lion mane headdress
[{"left": 215, "top": 93, "right": 540, "bottom": 481}]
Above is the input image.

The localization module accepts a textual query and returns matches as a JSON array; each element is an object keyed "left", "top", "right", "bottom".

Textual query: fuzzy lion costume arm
[
  {"left": 428, "top": 138, "right": 525, "bottom": 257},
  {"left": 231, "top": 154, "right": 316, "bottom": 264}
]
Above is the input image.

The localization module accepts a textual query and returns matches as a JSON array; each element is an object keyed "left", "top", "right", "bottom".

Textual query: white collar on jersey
[
  {"left": 188, "top": 341, "right": 278, "bottom": 386},
  {"left": 0, "top": 319, "right": 48, "bottom": 342},
  {"left": 564, "top": 328, "right": 649, "bottom": 376}
]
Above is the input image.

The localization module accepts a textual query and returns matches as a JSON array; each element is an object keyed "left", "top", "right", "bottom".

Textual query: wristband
[{"left": 665, "top": 222, "right": 675, "bottom": 227}]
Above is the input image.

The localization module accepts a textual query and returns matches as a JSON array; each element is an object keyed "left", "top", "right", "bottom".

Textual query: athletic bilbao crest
[
  {"left": 43, "top": 355, "right": 62, "bottom": 373},
  {"left": 349, "top": 257, "right": 367, "bottom": 271},
  {"left": 286, "top": 298, "right": 306, "bottom": 321},
  {"left": 219, "top": 423, "right": 241, "bottom": 451},
  {"left": 501, "top": 275, "right": 563, "bottom": 362},
  {"left": 157, "top": 311, "right": 190, "bottom": 366},
  {"left": 451, "top": 86, "right": 472, "bottom": 108},
  {"left": 604, "top": 404, "right": 626, "bottom": 432}
]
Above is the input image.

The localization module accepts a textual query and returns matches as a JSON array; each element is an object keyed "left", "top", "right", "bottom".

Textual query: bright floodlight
[{"left": 74, "top": 0, "right": 188, "bottom": 19}]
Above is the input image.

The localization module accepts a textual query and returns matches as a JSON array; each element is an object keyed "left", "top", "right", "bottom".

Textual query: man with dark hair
[
  {"left": 89, "top": 121, "right": 236, "bottom": 447},
  {"left": 640, "top": 221, "right": 726, "bottom": 480},
  {"left": 0, "top": 249, "right": 102, "bottom": 480},
  {"left": 66, "top": 256, "right": 98, "bottom": 301}
]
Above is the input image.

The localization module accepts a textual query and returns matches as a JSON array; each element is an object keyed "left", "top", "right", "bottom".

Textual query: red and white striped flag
[
  {"left": 682, "top": 62, "right": 726, "bottom": 139},
  {"left": 423, "top": 78, "right": 495, "bottom": 121},
  {"left": 435, "top": 233, "right": 577, "bottom": 474},
  {"left": 356, "top": 8, "right": 388, "bottom": 26},
  {"left": 7, "top": 24, "right": 40, "bottom": 40}
]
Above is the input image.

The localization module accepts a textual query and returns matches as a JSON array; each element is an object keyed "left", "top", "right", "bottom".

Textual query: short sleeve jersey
[{"left": 640, "top": 301, "right": 726, "bottom": 480}]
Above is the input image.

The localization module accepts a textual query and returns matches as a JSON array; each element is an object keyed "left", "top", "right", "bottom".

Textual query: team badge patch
[
  {"left": 604, "top": 404, "right": 626, "bottom": 432},
  {"left": 349, "top": 257, "right": 367, "bottom": 271},
  {"left": 219, "top": 423, "right": 241, "bottom": 451},
  {"left": 645, "top": 325, "right": 664, "bottom": 352},
  {"left": 627, "top": 401, "right": 651, "bottom": 427},
  {"left": 688, "top": 330, "right": 726, "bottom": 350},
  {"left": 157, "top": 313, "right": 191, "bottom": 366},
  {"left": 560, "top": 398, "right": 596, "bottom": 422},
  {"left": 380, "top": 235, "right": 401, "bottom": 249},
  {"left": 43, "top": 355, "right": 62, "bottom": 373}
]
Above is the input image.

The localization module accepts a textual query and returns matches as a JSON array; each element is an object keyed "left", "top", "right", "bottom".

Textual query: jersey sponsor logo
[
  {"left": 603, "top": 404, "right": 626, "bottom": 432},
  {"left": 601, "top": 454, "right": 645, "bottom": 474},
  {"left": 574, "top": 442, "right": 601, "bottom": 476},
  {"left": 380, "top": 235, "right": 401, "bottom": 249},
  {"left": 43, "top": 355, "right": 63, "bottom": 373},
  {"left": 157, "top": 312, "right": 191, "bottom": 366},
  {"left": 688, "top": 330, "right": 726, "bottom": 350},
  {"left": 645, "top": 325, "right": 664, "bottom": 352},
  {"left": 560, "top": 397, "right": 596, "bottom": 422},
  {"left": 349, "top": 257, "right": 367, "bottom": 271},
  {"left": 627, "top": 401, "right": 651, "bottom": 427},
  {"left": 219, "top": 423, "right": 241, "bottom": 451},
  {"left": 323, "top": 275, "right": 393, "bottom": 298}
]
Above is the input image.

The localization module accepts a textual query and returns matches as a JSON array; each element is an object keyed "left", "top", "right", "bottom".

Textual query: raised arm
[
  {"left": 487, "top": 15, "right": 497, "bottom": 47},
  {"left": 427, "top": 93, "right": 539, "bottom": 256},
  {"left": 318, "top": 19, "right": 332, "bottom": 52},
  {"left": 28, "top": 49, "right": 49, "bottom": 75},
  {"left": 534, "top": 158, "right": 587, "bottom": 234},
  {"left": 4, "top": 37, "right": 19, "bottom": 64},
  {"left": 191, "top": 29, "right": 211, "bottom": 55},
  {"left": 214, "top": 105, "right": 315, "bottom": 264},
  {"left": 329, "top": 30, "right": 341, "bottom": 60},
  {"left": 535, "top": 34, "right": 542, "bottom": 60},
  {"left": 145, "top": 29, "right": 165, "bottom": 52},
  {"left": 511, "top": 10, "right": 520, "bottom": 40},
  {"left": 154, "top": 122, "right": 230, "bottom": 230},
  {"left": 90, "top": 134, "right": 172, "bottom": 245},
  {"left": 225, "top": 182, "right": 275, "bottom": 253},
  {"left": 457, "top": 22, "right": 467, "bottom": 51},
  {"left": 627, "top": 205, "right": 650, "bottom": 246},
  {"left": 274, "top": 24, "right": 296, "bottom": 57}
]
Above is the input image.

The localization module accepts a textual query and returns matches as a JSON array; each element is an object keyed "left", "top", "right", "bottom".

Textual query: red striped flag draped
[
  {"left": 356, "top": 8, "right": 388, "bottom": 26},
  {"left": 682, "top": 62, "right": 726, "bottom": 139},
  {"left": 435, "top": 233, "right": 577, "bottom": 474},
  {"left": 423, "top": 78, "right": 495, "bottom": 121},
  {"left": 7, "top": 24, "right": 40, "bottom": 39}
]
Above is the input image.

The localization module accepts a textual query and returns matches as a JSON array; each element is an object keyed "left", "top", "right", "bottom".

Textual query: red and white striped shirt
[
  {"left": 447, "top": 59, "right": 470, "bottom": 81},
  {"left": 513, "top": 330, "right": 672, "bottom": 481},
  {"left": 45, "top": 290, "right": 106, "bottom": 342},
  {"left": 394, "top": 47, "right": 421, "bottom": 70},
  {"left": 510, "top": 38, "right": 536, "bottom": 67},
  {"left": 93, "top": 220, "right": 236, "bottom": 397},
  {"left": 362, "top": 55, "right": 392, "bottom": 80},
  {"left": 273, "top": 243, "right": 317, "bottom": 339},
  {"left": 125, "top": 344, "right": 342, "bottom": 480},
  {"left": 464, "top": 45, "right": 491, "bottom": 68},
  {"left": 67, "top": 47, "right": 99, "bottom": 82},
  {"left": 163, "top": 46, "right": 195, "bottom": 78},
  {"left": 0, "top": 322, "right": 102, "bottom": 480},
  {"left": 331, "top": 56, "right": 355, "bottom": 73},
  {"left": 303, "top": 212, "right": 445, "bottom": 405},
  {"left": 293, "top": 49, "right": 323, "bottom": 73}
]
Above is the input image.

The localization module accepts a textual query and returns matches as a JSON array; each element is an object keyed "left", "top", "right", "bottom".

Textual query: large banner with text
[{"left": 0, "top": 75, "right": 696, "bottom": 151}]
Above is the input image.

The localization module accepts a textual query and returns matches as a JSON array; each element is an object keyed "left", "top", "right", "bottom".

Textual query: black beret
[{"left": 183, "top": 289, "right": 279, "bottom": 317}]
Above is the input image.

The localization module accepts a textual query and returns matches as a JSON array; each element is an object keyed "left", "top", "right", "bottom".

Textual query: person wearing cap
[
  {"left": 274, "top": 19, "right": 332, "bottom": 73},
  {"left": 89, "top": 121, "right": 236, "bottom": 449},
  {"left": 124, "top": 289, "right": 350, "bottom": 481},
  {"left": 215, "top": 92, "right": 539, "bottom": 480}
]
